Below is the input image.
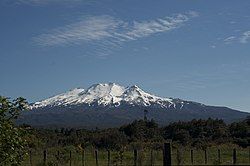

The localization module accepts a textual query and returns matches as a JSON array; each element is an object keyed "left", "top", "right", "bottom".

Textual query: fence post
[
  {"left": 43, "top": 150, "right": 47, "bottom": 165},
  {"left": 248, "top": 147, "right": 250, "bottom": 163},
  {"left": 81, "top": 149, "right": 85, "bottom": 166},
  {"left": 134, "top": 149, "right": 138, "bottom": 166},
  {"left": 107, "top": 150, "right": 111, "bottom": 166},
  {"left": 233, "top": 148, "right": 237, "bottom": 165},
  {"left": 95, "top": 149, "right": 98, "bottom": 166},
  {"left": 163, "top": 142, "right": 171, "bottom": 166},
  {"left": 218, "top": 149, "right": 221, "bottom": 164},
  {"left": 29, "top": 150, "right": 32, "bottom": 166},
  {"left": 190, "top": 149, "right": 194, "bottom": 165},
  {"left": 150, "top": 150, "right": 154, "bottom": 166},
  {"left": 204, "top": 149, "right": 208, "bottom": 165},
  {"left": 69, "top": 150, "right": 72, "bottom": 166},
  {"left": 57, "top": 151, "right": 59, "bottom": 166}
]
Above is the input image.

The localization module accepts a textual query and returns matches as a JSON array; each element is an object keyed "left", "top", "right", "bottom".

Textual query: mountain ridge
[
  {"left": 31, "top": 83, "right": 184, "bottom": 110},
  {"left": 19, "top": 83, "right": 249, "bottom": 128}
]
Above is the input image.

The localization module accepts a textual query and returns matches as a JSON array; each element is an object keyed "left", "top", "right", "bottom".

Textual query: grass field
[{"left": 21, "top": 145, "right": 250, "bottom": 166}]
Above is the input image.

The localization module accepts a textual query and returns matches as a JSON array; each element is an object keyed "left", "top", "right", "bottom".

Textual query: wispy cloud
[
  {"left": 223, "top": 31, "right": 250, "bottom": 44},
  {"left": 33, "top": 11, "right": 198, "bottom": 56},
  {"left": 125, "top": 14, "right": 190, "bottom": 39},
  {"left": 239, "top": 31, "right": 250, "bottom": 43},
  {"left": 224, "top": 36, "right": 236, "bottom": 44},
  {"left": 34, "top": 15, "right": 123, "bottom": 46}
]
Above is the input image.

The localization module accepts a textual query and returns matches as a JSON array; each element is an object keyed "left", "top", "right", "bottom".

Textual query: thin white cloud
[
  {"left": 125, "top": 14, "right": 190, "bottom": 39},
  {"left": 224, "top": 36, "right": 236, "bottom": 44},
  {"left": 239, "top": 31, "right": 250, "bottom": 43},
  {"left": 229, "top": 21, "right": 236, "bottom": 24},
  {"left": 34, "top": 15, "right": 123, "bottom": 46},
  {"left": 187, "top": 11, "right": 199, "bottom": 17},
  {"left": 33, "top": 11, "right": 198, "bottom": 56},
  {"left": 222, "top": 31, "right": 250, "bottom": 45}
]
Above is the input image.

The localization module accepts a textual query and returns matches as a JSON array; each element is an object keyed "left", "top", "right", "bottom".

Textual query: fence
[{"left": 23, "top": 143, "right": 250, "bottom": 166}]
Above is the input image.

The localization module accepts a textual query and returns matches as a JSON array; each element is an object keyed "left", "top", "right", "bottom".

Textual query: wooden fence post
[
  {"left": 218, "top": 149, "right": 221, "bottom": 164},
  {"left": 150, "top": 150, "right": 154, "bottom": 166},
  {"left": 29, "top": 150, "right": 32, "bottom": 166},
  {"left": 69, "top": 150, "right": 72, "bottom": 166},
  {"left": 248, "top": 147, "right": 250, "bottom": 164},
  {"left": 204, "top": 149, "right": 208, "bottom": 165},
  {"left": 81, "top": 149, "right": 85, "bottom": 166},
  {"left": 95, "top": 149, "right": 98, "bottom": 166},
  {"left": 134, "top": 149, "right": 138, "bottom": 166},
  {"left": 190, "top": 149, "right": 194, "bottom": 165},
  {"left": 163, "top": 142, "right": 171, "bottom": 166},
  {"left": 43, "top": 150, "right": 47, "bottom": 165},
  {"left": 57, "top": 151, "right": 59, "bottom": 166},
  {"left": 233, "top": 148, "right": 236, "bottom": 165},
  {"left": 107, "top": 150, "right": 111, "bottom": 166}
]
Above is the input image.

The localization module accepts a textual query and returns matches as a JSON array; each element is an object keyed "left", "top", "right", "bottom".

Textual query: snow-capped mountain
[
  {"left": 31, "top": 83, "right": 184, "bottom": 109},
  {"left": 20, "top": 83, "right": 249, "bottom": 128}
]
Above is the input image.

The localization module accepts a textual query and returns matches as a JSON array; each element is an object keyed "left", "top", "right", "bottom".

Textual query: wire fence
[{"left": 22, "top": 144, "right": 250, "bottom": 166}]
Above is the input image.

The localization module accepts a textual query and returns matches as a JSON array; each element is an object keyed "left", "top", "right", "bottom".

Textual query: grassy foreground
[{"left": 21, "top": 145, "right": 249, "bottom": 166}]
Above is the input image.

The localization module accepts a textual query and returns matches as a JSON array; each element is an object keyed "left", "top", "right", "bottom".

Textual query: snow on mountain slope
[
  {"left": 79, "top": 83, "right": 126, "bottom": 106},
  {"left": 32, "top": 88, "right": 85, "bottom": 108},
  {"left": 31, "top": 83, "right": 177, "bottom": 109},
  {"left": 122, "top": 85, "right": 173, "bottom": 107}
]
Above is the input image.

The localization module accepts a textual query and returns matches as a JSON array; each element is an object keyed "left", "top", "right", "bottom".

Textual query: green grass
[{"left": 21, "top": 145, "right": 250, "bottom": 166}]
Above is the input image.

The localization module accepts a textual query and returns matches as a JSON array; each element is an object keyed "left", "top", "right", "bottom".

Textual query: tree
[
  {"left": 120, "top": 119, "right": 162, "bottom": 142},
  {"left": 0, "top": 96, "right": 28, "bottom": 165},
  {"left": 92, "top": 129, "right": 128, "bottom": 150},
  {"left": 174, "top": 129, "right": 191, "bottom": 146}
]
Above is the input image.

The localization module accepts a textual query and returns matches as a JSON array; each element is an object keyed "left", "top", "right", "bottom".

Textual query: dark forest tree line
[{"left": 27, "top": 117, "right": 250, "bottom": 151}]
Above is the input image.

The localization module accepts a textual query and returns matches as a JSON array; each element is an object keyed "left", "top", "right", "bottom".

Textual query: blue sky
[{"left": 1, "top": 0, "right": 250, "bottom": 112}]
